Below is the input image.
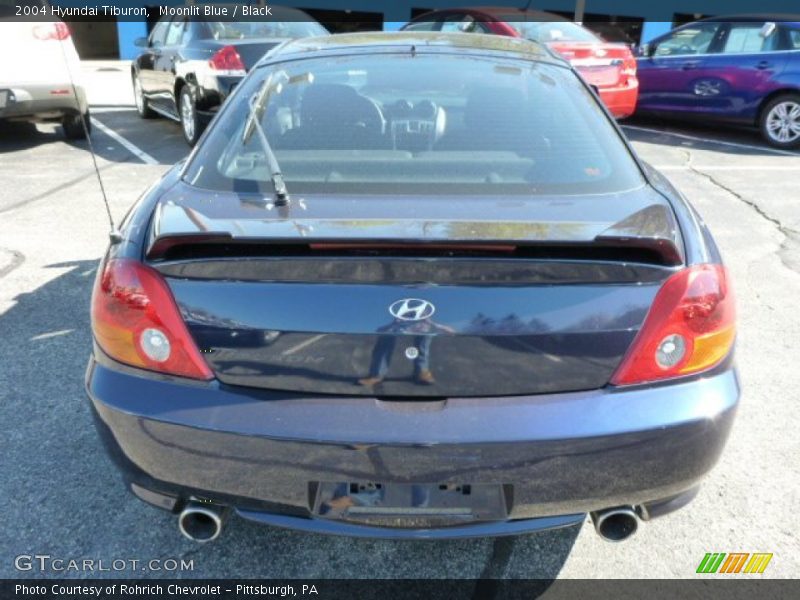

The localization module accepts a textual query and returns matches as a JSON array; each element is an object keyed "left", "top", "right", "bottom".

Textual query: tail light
[
  {"left": 91, "top": 259, "right": 213, "bottom": 380},
  {"left": 615, "top": 46, "right": 637, "bottom": 79},
  {"left": 33, "top": 22, "right": 71, "bottom": 41},
  {"left": 209, "top": 45, "right": 246, "bottom": 76},
  {"left": 621, "top": 59, "right": 637, "bottom": 77},
  {"left": 621, "top": 56, "right": 637, "bottom": 78},
  {"left": 611, "top": 264, "right": 735, "bottom": 386}
]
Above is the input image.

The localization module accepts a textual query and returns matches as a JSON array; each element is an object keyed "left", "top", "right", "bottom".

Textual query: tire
[
  {"left": 62, "top": 110, "right": 90, "bottom": 140},
  {"left": 179, "top": 85, "right": 202, "bottom": 147},
  {"left": 133, "top": 73, "right": 155, "bottom": 119},
  {"left": 759, "top": 93, "right": 800, "bottom": 149}
]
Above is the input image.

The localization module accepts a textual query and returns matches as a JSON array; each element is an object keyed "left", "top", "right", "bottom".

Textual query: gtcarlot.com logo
[
  {"left": 14, "top": 554, "right": 194, "bottom": 573},
  {"left": 696, "top": 552, "right": 773, "bottom": 574}
]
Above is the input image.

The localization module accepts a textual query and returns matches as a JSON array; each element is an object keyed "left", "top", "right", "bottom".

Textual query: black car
[
  {"left": 131, "top": 8, "right": 327, "bottom": 145},
  {"left": 88, "top": 33, "right": 738, "bottom": 543}
]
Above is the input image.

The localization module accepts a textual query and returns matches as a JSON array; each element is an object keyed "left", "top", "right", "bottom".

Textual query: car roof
[{"left": 264, "top": 31, "right": 556, "bottom": 64}]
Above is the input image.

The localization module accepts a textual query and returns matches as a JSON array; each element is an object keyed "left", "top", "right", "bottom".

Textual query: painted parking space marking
[
  {"left": 652, "top": 165, "right": 800, "bottom": 171},
  {"left": 90, "top": 117, "right": 158, "bottom": 165},
  {"left": 623, "top": 124, "right": 800, "bottom": 157}
]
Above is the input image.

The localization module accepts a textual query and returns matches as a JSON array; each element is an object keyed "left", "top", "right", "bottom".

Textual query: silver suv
[{"left": 0, "top": 1, "right": 90, "bottom": 139}]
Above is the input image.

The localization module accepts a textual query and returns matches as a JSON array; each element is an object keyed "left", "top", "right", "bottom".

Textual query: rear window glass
[
  {"left": 787, "top": 28, "right": 800, "bottom": 49},
  {"left": 204, "top": 21, "right": 327, "bottom": 40},
  {"left": 722, "top": 24, "right": 778, "bottom": 54},
  {"left": 505, "top": 21, "right": 601, "bottom": 43},
  {"left": 184, "top": 53, "right": 643, "bottom": 196}
]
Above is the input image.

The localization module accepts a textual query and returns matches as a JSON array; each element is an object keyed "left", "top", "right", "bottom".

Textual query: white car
[{"left": 0, "top": 1, "right": 90, "bottom": 139}]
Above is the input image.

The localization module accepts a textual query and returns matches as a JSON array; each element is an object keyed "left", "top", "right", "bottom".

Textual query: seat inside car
[
  {"left": 277, "top": 84, "right": 388, "bottom": 150},
  {"left": 436, "top": 87, "right": 536, "bottom": 154}
]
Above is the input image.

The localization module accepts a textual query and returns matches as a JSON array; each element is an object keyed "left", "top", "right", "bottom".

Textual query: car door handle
[
  {"left": 681, "top": 61, "right": 700, "bottom": 70},
  {"left": 756, "top": 61, "right": 772, "bottom": 70}
]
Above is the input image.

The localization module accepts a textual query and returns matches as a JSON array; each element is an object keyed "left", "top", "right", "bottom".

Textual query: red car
[{"left": 402, "top": 8, "right": 639, "bottom": 118}]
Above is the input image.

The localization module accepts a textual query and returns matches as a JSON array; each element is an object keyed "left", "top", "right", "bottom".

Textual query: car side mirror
[
  {"left": 134, "top": 37, "right": 148, "bottom": 48},
  {"left": 637, "top": 43, "right": 655, "bottom": 58},
  {"left": 760, "top": 22, "right": 776, "bottom": 38}
]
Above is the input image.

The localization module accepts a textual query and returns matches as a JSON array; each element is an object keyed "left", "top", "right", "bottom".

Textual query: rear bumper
[
  {"left": 0, "top": 83, "right": 87, "bottom": 121},
  {"left": 86, "top": 352, "right": 738, "bottom": 538},
  {"left": 598, "top": 80, "right": 639, "bottom": 119},
  {"left": 195, "top": 74, "right": 242, "bottom": 117}
]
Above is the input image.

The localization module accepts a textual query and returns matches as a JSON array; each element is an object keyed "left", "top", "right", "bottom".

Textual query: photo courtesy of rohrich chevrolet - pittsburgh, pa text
[{"left": 1, "top": 0, "right": 798, "bottom": 598}]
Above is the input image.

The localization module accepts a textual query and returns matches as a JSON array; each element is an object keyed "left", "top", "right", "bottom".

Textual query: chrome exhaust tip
[
  {"left": 178, "top": 502, "right": 226, "bottom": 543},
  {"left": 590, "top": 506, "right": 639, "bottom": 542}
]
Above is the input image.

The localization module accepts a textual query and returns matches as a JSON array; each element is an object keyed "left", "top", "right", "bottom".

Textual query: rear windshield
[
  {"left": 506, "top": 21, "right": 601, "bottom": 43},
  {"left": 204, "top": 21, "right": 327, "bottom": 41},
  {"left": 184, "top": 52, "right": 643, "bottom": 196}
]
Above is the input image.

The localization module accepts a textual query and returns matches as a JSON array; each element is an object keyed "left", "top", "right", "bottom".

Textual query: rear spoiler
[{"left": 146, "top": 232, "right": 682, "bottom": 266}]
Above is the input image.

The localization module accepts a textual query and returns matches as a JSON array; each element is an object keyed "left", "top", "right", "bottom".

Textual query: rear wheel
[
  {"left": 179, "top": 85, "right": 201, "bottom": 147},
  {"left": 62, "top": 110, "right": 90, "bottom": 140},
  {"left": 133, "top": 74, "right": 155, "bottom": 119},
  {"left": 759, "top": 94, "right": 800, "bottom": 149}
]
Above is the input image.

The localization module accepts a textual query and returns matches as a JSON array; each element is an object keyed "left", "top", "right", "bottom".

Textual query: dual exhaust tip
[
  {"left": 177, "top": 501, "right": 640, "bottom": 543},
  {"left": 178, "top": 502, "right": 227, "bottom": 543}
]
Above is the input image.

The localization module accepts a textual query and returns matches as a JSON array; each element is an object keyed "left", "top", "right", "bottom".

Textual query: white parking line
[
  {"left": 90, "top": 117, "right": 158, "bottom": 165},
  {"left": 90, "top": 106, "right": 137, "bottom": 113},
  {"left": 653, "top": 165, "right": 800, "bottom": 171},
  {"left": 623, "top": 124, "right": 800, "bottom": 157}
]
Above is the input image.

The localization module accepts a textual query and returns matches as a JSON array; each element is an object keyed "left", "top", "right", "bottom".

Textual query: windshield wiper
[{"left": 242, "top": 71, "right": 313, "bottom": 206}]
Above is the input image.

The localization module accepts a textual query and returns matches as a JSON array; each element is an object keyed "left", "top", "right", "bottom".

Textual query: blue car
[
  {"left": 86, "top": 33, "right": 739, "bottom": 543},
  {"left": 636, "top": 16, "right": 800, "bottom": 148}
]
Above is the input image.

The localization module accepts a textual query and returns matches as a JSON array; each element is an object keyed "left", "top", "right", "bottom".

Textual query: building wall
[
  {"left": 49, "top": 0, "right": 800, "bottom": 60},
  {"left": 67, "top": 21, "right": 119, "bottom": 58}
]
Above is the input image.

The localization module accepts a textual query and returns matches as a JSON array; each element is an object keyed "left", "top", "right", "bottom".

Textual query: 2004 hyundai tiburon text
[{"left": 86, "top": 32, "right": 739, "bottom": 543}]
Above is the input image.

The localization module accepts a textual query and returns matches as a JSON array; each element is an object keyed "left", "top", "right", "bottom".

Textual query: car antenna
[{"left": 56, "top": 26, "right": 123, "bottom": 244}]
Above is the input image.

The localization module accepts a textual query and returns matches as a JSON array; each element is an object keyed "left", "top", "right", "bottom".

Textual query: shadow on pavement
[
  {"left": 1, "top": 106, "right": 187, "bottom": 165},
  {"left": 0, "top": 260, "right": 582, "bottom": 581},
  {"left": 0, "top": 121, "right": 64, "bottom": 153},
  {"left": 622, "top": 115, "right": 800, "bottom": 157},
  {"left": 0, "top": 118, "right": 120, "bottom": 162}
]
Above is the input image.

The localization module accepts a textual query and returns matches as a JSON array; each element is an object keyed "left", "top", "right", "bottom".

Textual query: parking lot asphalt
[{"left": 1, "top": 62, "right": 799, "bottom": 580}]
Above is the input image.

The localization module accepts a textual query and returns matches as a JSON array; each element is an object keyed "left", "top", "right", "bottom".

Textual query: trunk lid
[
  {"left": 197, "top": 39, "right": 284, "bottom": 72},
  {"left": 548, "top": 42, "right": 636, "bottom": 88},
  {"left": 148, "top": 182, "right": 682, "bottom": 397},
  {"left": 232, "top": 40, "right": 285, "bottom": 71}
]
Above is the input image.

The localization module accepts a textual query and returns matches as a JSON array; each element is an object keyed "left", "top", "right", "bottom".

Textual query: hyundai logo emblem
[{"left": 389, "top": 298, "right": 435, "bottom": 321}]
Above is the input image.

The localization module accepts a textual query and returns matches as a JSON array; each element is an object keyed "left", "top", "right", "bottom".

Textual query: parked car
[
  {"left": 402, "top": 8, "right": 639, "bottom": 118},
  {"left": 87, "top": 32, "right": 738, "bottom": 543},
  {"left": 636, "top": 17, "right": 800, "bottom": 148},
  {"left": 131, "top": 7, "right": 327, "bottom": 145},
  {"left": 0, "top": 1, "right": 90, "bottom": 139}
]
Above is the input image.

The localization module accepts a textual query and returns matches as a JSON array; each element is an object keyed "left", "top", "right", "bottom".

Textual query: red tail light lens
[
  {"left": 209, "top": 45, "right": 246, "bottom": 75},
  {"left": 611, "top": 264, "right": 736, "bottom": 386},
  {"left": 621, "top": 57, "right": 638, "bottom": 78},
  {"left": 33, "top": 23, "right": 71, "bottom": 41},
  {"left": 91, "top": 259, "right": 213, "bottom": 380}
]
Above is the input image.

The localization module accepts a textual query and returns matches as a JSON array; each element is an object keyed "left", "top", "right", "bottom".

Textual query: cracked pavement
[{"left": 0, "top": 64, "right": 799, "bottom": 579}]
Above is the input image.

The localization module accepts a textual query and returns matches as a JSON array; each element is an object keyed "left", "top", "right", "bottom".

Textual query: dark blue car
[
  {"left": 636, "top": 17, "right": 800, "bottom": 148},
  {"left": 86, "top": 32, "right": 739, "bottom": 543}
]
